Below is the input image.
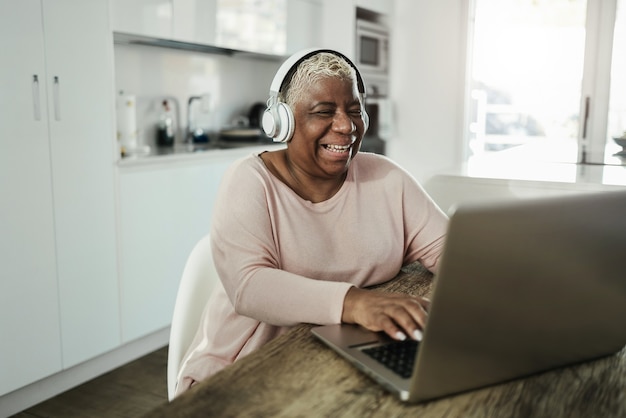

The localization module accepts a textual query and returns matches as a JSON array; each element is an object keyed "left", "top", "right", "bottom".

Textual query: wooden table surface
[{"left": 146, "top": 263, "right": 626, "bottom": 417}]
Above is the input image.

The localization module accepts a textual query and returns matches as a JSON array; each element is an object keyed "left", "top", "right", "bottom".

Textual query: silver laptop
[{"left": 312, "top": 190, "right": 626, "bottom": 403}]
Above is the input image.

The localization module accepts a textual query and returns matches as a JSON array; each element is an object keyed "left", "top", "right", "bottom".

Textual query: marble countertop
[{"left": 117, "top": 140, "right": 284, "bottom": 168}]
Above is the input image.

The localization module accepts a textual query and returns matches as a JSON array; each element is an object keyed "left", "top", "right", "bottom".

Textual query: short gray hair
[{"left": 281, "top": 52, "right": 358, "bottom": 108}]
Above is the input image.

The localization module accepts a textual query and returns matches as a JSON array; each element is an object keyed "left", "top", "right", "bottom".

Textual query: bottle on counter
[
  {"left": 116, "top": 90, "right": 139, "bottom": 155},
  {"left": 157, "top": 99, "right": 175, "bottom": 147}
]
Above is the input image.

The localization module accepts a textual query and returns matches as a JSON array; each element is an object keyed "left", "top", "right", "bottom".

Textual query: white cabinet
[
  {"left": 117, "top": 147, "right": 281, "bottom": 342},
  {"left": 319, "top": 0, "right": 357, "bottom": 56},
  {"left": 286, "top": 0, "right": 322, "bottom": 54},
  {"left": 208, "top": 0, "right": 323, "bottom": 54},
  {"left": 172, "top": 0, "right": 217, "bottom": 44},
  {"left": 0, "top": 0, "right": 62, "bottom": 395},
  {"left": 111, "top": 0, "right": 324, "bottom": 56},
  {"left": 118, "top": 158, "right": 231, "bottom": 342},
  {"left": 213, "top": 0, "right": 287, "bottom": 55},
  {"left": 110, "top": 0, "right": 214, "bottom": 44},
  {"left": 0, "top": 0, "right": 120, "bottom": 395},
  {"left": 109, "top": 0, "right": 173, "bottom": 38},
  {"left": 44, "top": 0, "right": 120, "bottom": 370}
]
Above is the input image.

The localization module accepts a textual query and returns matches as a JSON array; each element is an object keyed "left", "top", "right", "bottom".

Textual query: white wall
[
  {"left": 386, "top": 0, "right": 469, "bottom": 183},
  {"left": 113, "top": 45, "right": 281, "bottom": 149}
]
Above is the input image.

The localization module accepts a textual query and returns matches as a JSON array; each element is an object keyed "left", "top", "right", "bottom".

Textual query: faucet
[
  {"left": 187, "top": 94, "right": 210, "bottom": 143},
  {"left": 187, "top": 96, "right": 201, "bottom": 143}
]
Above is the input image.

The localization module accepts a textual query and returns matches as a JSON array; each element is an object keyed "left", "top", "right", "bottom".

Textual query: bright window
[{"left": 466, "top": 0, "right": 625, "bottom": 167}]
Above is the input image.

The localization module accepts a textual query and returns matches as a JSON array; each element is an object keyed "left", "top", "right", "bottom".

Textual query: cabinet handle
[
  {"left": 53, "top": 76, "right": 61, "bottom": 121},
  {"left": 32, "top": 74, "right": 41, "bottom": 121}
]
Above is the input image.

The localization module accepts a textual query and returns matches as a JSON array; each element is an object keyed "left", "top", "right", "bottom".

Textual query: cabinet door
[
  {"left": 109, "top": 0, "right": 173, "bottom": 38},
  {"left": 118, "top": 161, "right": 229, "bottom": 342},
  {"left": 42, "top": 0, "right": 121, "bottom": 367},
  {"left": 0, "top": 0, "right": 63, "bottom": 395},
  {"left": 286, "top": 0, "right": 322, "bottom": 54},
  {"left": 173, "top": 0, "right": 217, "bottom": 44},
  {"left": 319, "top": 0, "right": 356, "bottom": 56},
  {"left": 214, "top": 0, "right": 287, "bottom": 55}
]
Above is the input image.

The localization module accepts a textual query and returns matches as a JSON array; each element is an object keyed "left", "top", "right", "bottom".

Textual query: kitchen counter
[
  {"left": 117, "top": 140, "right": 285, "bottom": 169},
  {"left": 423, "top": 160, "right": 626, "bottom": 215},
  {"left": 459, "top": 158, "right": 626, "bottom": 187}
]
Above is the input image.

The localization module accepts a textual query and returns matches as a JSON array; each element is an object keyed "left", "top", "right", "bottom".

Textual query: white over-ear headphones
[{"left": 262, "top": 48, "right": 369, "bottom": 143}]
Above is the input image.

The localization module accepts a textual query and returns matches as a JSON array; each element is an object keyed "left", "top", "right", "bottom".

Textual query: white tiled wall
[{"left": 113, "top": 44, "right": 281, "bottom": 149}]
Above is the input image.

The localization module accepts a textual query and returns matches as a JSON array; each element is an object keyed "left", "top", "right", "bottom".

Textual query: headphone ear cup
[
  {"left": 262, "top": 107, "right": 278, "bottom": 138},
  {"left": 274, "top": 102, "right": 295, "bottom": 143},
  {"left": 262, "top": 102, "right": 294, "bottom": 142}
]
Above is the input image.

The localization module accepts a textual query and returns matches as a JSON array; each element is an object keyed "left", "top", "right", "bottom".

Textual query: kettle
[{"left": 248, "top": 102, "right": 267, "bottom": 129}]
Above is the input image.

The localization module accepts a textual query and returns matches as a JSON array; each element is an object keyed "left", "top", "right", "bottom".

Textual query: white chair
[{"left": 167, "top": 234, "right": 219, "bottom": 401}]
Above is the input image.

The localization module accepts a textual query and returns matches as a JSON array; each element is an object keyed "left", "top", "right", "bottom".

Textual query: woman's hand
[{"left": 341, "top": 287, "right": 429, "bottom": 341}]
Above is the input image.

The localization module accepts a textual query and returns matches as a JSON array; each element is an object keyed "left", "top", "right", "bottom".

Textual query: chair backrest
[{"left": 167, "top": 234, "right": 218, "bottom": 400}]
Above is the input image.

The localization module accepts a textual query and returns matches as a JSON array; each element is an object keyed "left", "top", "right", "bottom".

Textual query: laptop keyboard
[{"left": 362, "top": 339, "right": 419, "bottom": 379}]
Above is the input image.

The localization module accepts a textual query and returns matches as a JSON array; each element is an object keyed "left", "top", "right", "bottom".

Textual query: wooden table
[{"left": 145, "top": 263, "right": 626, "bottom": 417}]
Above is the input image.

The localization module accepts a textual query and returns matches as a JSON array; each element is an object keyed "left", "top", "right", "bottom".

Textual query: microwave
[{"left": 355, "top": 19, "right": 389, "bottom": 75}]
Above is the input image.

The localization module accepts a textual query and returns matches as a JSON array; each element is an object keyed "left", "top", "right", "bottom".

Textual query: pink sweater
[{"left": 175, "top": 152, "right": 448, "bottom": 396}]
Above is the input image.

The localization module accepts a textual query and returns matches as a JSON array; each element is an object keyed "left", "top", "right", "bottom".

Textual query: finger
[
  {"left": 369, "top": 294, "right": 427, "bottom": 328},
  {"left": 401, "top": 298, "right": 429, "bottom": 328},
  {"left": 378, "top": 316, "right": 408, "bottom": 341},
  {"left": 380, "top": 297, "right": 428, "bottom": 340},
  {"left": 391, "top": 305, "right": 427, "bottom": 340}
]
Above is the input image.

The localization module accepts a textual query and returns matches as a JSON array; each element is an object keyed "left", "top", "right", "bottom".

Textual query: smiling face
[{"left": 286, "top": 76, "right": 367, "bottom": 181}]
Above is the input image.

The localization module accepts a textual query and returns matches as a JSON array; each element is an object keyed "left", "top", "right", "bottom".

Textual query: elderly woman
[{"left": 175, "top": 49, "right": 448, "bottom": 396}]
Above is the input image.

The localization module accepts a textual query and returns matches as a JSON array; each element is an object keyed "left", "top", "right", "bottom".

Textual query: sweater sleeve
[{"left": 210, "top": 156, "right": 353, "bottom": 327}]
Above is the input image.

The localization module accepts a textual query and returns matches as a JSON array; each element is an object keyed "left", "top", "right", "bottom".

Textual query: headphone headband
[{"left": 268, "top": 48, "right": 367, "bottom": 98}]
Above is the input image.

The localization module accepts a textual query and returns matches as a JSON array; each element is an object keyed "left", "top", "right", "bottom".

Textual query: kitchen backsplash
[{"left": 113, "top": 44, "right": 281, "bottom": 150}]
